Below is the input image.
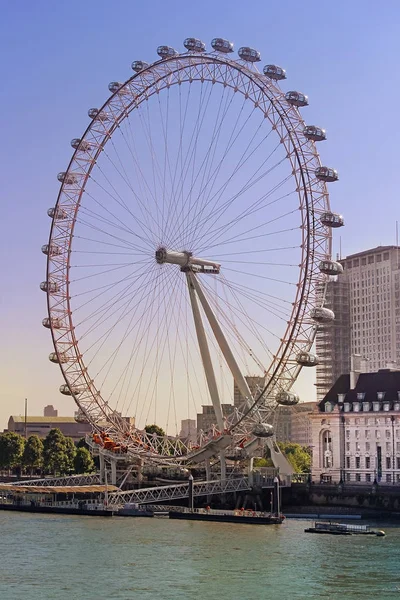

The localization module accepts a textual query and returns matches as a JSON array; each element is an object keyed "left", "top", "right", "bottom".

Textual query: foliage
[
  {"left": 73, "top": 447, "right": 95, "bottom": 474},
  {"left": 144, "top": 424, "right": 166, "bottom": 437},
  {"left": 253, "top": 457, "right": 274, "bottom": 468},
  {"left": 22, "top": 435, "right": 44, "bottom": 472},
  {"left": 277, "top": 442, "right": 311, "bottom": 473},
  {"left": 76, "top": 437, "right": 88, "bottom": 449},
  {"left": 43, "top": 429, "right": 72, "bottom": 475},
  {"left": 0, "top": 432, "right": 25, "bottom": 470}
]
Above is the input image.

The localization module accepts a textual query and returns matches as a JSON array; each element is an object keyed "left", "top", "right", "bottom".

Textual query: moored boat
[{"left": 169, "top": 507, "right": 284, "bottom": 525}]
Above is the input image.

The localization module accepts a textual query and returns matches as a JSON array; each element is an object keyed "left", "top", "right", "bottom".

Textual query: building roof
[
  {"left": 9, "top": 416, "right": 80, "bottom": 424},
  {"left": 319, "top": 370, "right": 400, "bottom": 409},
  {"left": 342, "top": 245, "right": 400, "bottom": 261}
]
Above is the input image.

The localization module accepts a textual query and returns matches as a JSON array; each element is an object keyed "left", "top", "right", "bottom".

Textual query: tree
[
  {"left": 0, "top": 432, "right": 25, "bottom": 472},
  {"left": 43, "top": 429, "right": 70, "bottom": 475},
  {"left": 65, "top": 437, "right": 77, "bottom": 473},
  {"left": 277, "top": 442, "right": 312, "bottom": 473},
  {"left": 22, "top": 435, "right": 44, "bottom": 474},
  {"left": 144, "top": 424, "right": 165, "bottom": 437},
  {"left": 74, "top": 447, "right": 95, "bottom": 474},
  {"left": 76, "top": 437, "right": 88, "bottom": 449}
]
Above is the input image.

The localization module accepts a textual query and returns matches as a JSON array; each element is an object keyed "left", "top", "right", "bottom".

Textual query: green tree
[
  {"left": 0, "top": 432, "right": 25, "bottom": 473},
  {"left": 43, "top": 429, "right": 70, "bottom": 475},
  {"left": 144, "top": 424, "right": 165, "bottom": 437},
  {"left": 253, "top": 457, "right": 274, "bottom": 468},
  {"left": 22, "top": 435, "right": 44, "bottom": 474},
  {"left": 76, "top": 437, "right": 88, "bottom": 449},
  {"left": 73, "top": 447, "right": 95, "bottom": 474},
  {"left": 65, "top": 437, "right": 77, "bottom": 473},
  {"left": 277, "top": 442, "right": 311, "bottom": 473}
]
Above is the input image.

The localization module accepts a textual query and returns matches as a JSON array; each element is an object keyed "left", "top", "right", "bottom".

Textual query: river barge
[
  {"left": 304, "top": 522, "right": 385, "bottom": 536},
  {"left": 169, "top": 507, "right": 284, "bottom": 525},
  {"left": 0, "top": 502, "right": 112, "bottom": 517}
]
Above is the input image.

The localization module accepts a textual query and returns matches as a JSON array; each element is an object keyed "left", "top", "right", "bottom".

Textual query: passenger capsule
[
  {"left": 88, "top": 108, "right": 111, "bottom": 122},
  {"left": 211, "top": 38, "right": 234, "bottom": 53},
  {"left": 276, "top": 391, "right": 300, "bottom": 406},
  {"left": 263, "top": 64, "right": 286, "bottom": 80},
  {"left": 40, "top": 281, "right": 59, "bottom": 293},
  {"left": 285, "top": 91, "right": 309, "bottom": 107},
  {"left": 108, "top": 81, "right": 130, "bottom": 95},
  {"left": 49, "top": 352, "right": 69, "bottom": 364},
  {"left": 320, "top": 211, "right": 344, "bottom": 228},
  {"left": 303, "top": 125, "right": 326, "bottom": 142},
  {"left": 252, "top": 423, "right": 274, "bottom": 438},
  {"left": 57, "top": 172, "right": 80, "bottom": 185},
  {"left": 238, "top": 47, "right": 261, "bottom": 62},
  {"left": 319, "top": 260, "right": 344, "bottom": 275},
  {"left": 47, "top": 207, "right": 68, "bottom": 220},
  {"left": 71, "top": 138, "right": 91, "bottom": 151},
  {"left": 315, "top": 166, "right": 339, "bottom": 182},
  {"left": 184, "top": 38, "right": 206, "bottom": 52},
  {"left": 59, "top": 383, "right": 83, "bottom": 396},
  {"left": 41, "top": 244, "right": 62, "bottom": 256},
  {"left": 42, "top": 317, "right": 62, "bottom": 329},
  {"left": 131, "top": 60, "right": 150, "bottom": 72},
  {"left": 296, "top": 352, "right": 319, "bottom": 367},
  {"left": 310, "top": 307, "right": 335, "bottom": 323},
  {"left": 157, "top": 46, "right": 179, "bottom": 59}
]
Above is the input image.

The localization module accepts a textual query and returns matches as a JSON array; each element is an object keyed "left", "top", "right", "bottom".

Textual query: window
[
  {"left": 365, "top": 430, "right": 370, "bottom": 439},
  {"left": 386, "top": 430, "right": 391, "bottom": 439},
  {"left": 346, "top": 442, "right": 350, "bottom": 451},
  {"left": 366, "top": 473, "right": 371, "bottom": 482},
  {"left": 375, "top": 430, "right": 381, "bottom": 439},
  {"left": 346, "top": 457, "right": 350, "bottom": 469},
  {"left": 356, "top": 457, "right": 361, "bottom": 469},
  {"left": 397, "top": 457, "right": 400, "bottom": 469},
  {"left": 386, "top": 442, "right": 391, "bottom": 452},
  {"left": 356, "top": 473, "right": 361, "bottom": 482},
  {"left": 366, "top": 442, "right": 370, "bottom": 452},
  {"left": 346, "top": 430, "right": 350, "bottom": 440},
  {"left": 386, "top": 474, "right": 392, "bottom": 483},
  {"left": 356, "top": 442, "right": 361, "bottom": 452},
  {"left": 365, "top": 457, "right": 371, "bottom": 468},
  {"left": 386, "top": 457, "right": 391, "bottom": 469},
  {"left": 355, "top": 430, "right": 360, "bottom": 439}
]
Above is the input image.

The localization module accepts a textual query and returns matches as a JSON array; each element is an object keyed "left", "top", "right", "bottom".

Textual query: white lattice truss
[
  {"left": 14, "top": 473, "right": 101, "bottom": 487},
  {"left": 45, "top": 51, "right": 332, "bottom": 462}
]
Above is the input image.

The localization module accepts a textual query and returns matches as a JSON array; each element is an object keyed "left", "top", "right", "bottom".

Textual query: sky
[{"left": 1, "top": 0, "right": 400, "bottom": 431}]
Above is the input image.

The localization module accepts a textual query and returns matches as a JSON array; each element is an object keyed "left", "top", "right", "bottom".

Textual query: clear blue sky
[{"left": 1, "top": 0, "right": 400, "bottom": 430}]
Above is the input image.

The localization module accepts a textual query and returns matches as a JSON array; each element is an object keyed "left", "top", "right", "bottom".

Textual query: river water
[{"left": 1, "top": 512, "right": 399, "bottom": 600}]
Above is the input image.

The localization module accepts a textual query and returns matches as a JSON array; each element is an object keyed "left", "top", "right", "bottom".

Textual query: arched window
[{"left": 322, "top": 430, "right": 333, "bottom": 468}]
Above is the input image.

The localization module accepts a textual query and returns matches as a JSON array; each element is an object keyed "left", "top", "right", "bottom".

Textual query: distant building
[
  {"left": 7, "top": 416, "right": 93, "bottom": 442},
  {"left": 290, "top": 401, "right": 317, "bottom": 446},
  {"left": 311, "top": 368, "right": 400, "bottom": 484},
  {"left": 179, "top": 419, "right": 197, "bottom": 443},
  {"left": 197, "top": 404, "right": 234, "bottom": 433},
  {"left": 44, "top": 405, "right": 58, "bottom": 417},
  {"left": 234, "top": 376, "right": 265, "bottom": 408},
  {"left": 316, "top": 245, "right": 400, "bottom": 401}
]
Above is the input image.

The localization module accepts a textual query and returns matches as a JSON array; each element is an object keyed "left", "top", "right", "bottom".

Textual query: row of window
[
  {"left": 346, "top": 456, "right": 399, "bottom": 469},
  {"left": 346, "top": 253, "right": 391, "bottom": 268},
  {"left": 346, "top": 429, "right": 396, "bottom": 440},
  {"left": 345, "top": 473, "right": 399, "bottom": 483}
]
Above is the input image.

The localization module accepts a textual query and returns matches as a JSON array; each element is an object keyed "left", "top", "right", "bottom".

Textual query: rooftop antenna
[
  {"left": 339, "top": 236, "right": 342, "bottom": 260},
  {"left": 24, "top": 398, "right": 28, "bottom": 439}
]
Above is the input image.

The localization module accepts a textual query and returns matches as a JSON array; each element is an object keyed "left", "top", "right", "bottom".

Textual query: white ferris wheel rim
[{"left": 44, "top": 46, "right": 333, "bottom": 459}]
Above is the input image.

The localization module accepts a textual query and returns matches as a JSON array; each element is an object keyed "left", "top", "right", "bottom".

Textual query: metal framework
[
  {"left": 43, "top": 39, "right": 339, "bottom": 467},
  {"left": 14, "top": 473, "right": 101, "bottom": 487}
]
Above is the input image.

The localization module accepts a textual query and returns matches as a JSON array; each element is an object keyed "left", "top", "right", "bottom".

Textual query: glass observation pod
[
  {"left": 49, "top": 352, "right": 69, "bottom": 364},
  {"left": 41, "top": 244, "right": 62, "bottom": 256},
  {"left": 71, "top": 138, "right": 91, "bottom": 151},
  {"left": 276, "top": 391, "right": 300, "bottom": 406},
  {"left": 297, "top": 352, "right": 319, "bottom": 367},
  {"left": 319, "top": 260, "right": 344, "bottom": 275},
  {"left": 184, "top": 38, "right": 206, "bottom": 52},
  {"left": 59, "top": 384, "right": 83, "bottom": 396},
  {"left": 238, "top": 47, "right": 261, "bottom": 62},
  {"left": 303, "top": 125, "right": 326, "bottom": 142},
  {"left": 157, "top": 46, "right": 179, "bottom": 59},
  {"left": 40, "top": 281, "right": 59, "bottom": 293},
  {"left": 320, "top": 211, "right": 344, "bottom": 228},
  {"left": 88, "top": 108, "right": 112, "bottom": 122},
  {"left": 108, "top": 81, "right": 130, "bottom": 95},
  {"left": 47, "top": 207, "right": 67, "bottom": 220},
  {"left": 315, "top": 166, "right": 339, "bottom": 182},
  {"left": 131, "top": 60, "right": 150, "bottom": 72},
  {"left": 57, "top": 172, "right": 80, "bottom": 185},
  {"left": 285, "top": 91, "right": 309, "bottom": 107},
  {"left": 42, "top": 317, "right": 62, "bottom": 329},
  {"left": 252, "top": 423, "right": 274, "bottom": 438},
  {"left": 310, "top": 307, "right": 335, "bottom": 323},
  {"left": 211, "top": 38, "right": 234, "bottom": 53},
  {"left": 263, "top": 64, "right": 286, "bottom": 80}
]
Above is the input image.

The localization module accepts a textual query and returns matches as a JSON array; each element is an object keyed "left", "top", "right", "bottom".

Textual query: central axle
[{"left": 155, "top": 247, "right": 220, "bottom": 274}]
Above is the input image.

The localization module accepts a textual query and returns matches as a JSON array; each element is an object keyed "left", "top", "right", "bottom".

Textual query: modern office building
[
  {"left": 316, "top": 245, "right": 400, "bottom": 400},
  {"left": 179, "top": 419, "right": 197, "bottom": 443},
  {"left": 233, "top": 376, "right": 265, "bottom": 408},
  {"left": 43, "top": 405, "right": 58, "bottom": 417},
  {"left": 290, "top": 401, "right": 317, "bottom": 446}
]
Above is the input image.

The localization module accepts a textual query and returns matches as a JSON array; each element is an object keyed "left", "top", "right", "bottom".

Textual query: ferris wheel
[{"left": 42, "top": 38, "right": 344, "bottom": 468}]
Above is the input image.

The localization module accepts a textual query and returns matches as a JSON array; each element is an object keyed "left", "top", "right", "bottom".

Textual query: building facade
[
  {"left": 179, "top": 419, "right": 197, "bottom": 443},
  {"left": 290, "top": 401, "right": 317, "bottom": 446},
  {"left": 311, "top": 369, "right": 400, "bottom": 484},
  {"left": 316, "top": 245, "right": 400, "bottom": 399},
  {"left": 7, "top": 416, "right": 93, "bottom": 442}
]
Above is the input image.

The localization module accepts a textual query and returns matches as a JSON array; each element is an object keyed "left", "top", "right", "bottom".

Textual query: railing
[{"left": 13, "top": 473, "right": 101, "bottom": 487}]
